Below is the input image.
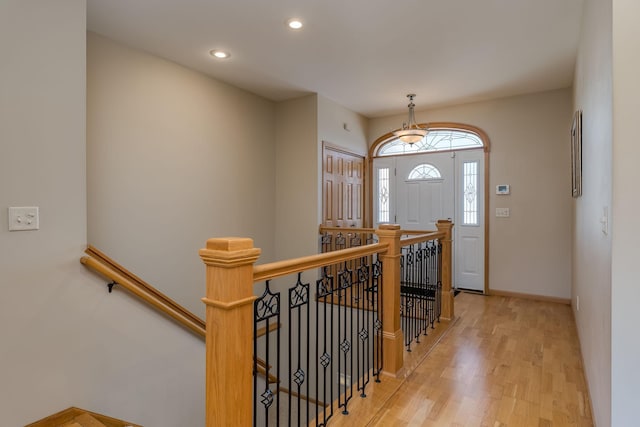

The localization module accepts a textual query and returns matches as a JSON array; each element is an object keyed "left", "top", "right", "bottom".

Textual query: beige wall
[
  {"left": 87, "top": 33, "right": 277, "bottom": 317},
  {"left": 317, "top": 94, "right": 369, "bottom": 156},
  {"left": 572, "top": 0, "right": 613, "bottom": 425},
  {"left": 0, "top": 3, "right": 205, "bottom": 426},
  {"left": 274, "top": 95, "right": 319, "bottom": 260},
  {"left": 612, "top": 0, "right": 640, "bottom": 424},
  {"left": 369, "top": 89, "right": 573, "bottom": 299}
]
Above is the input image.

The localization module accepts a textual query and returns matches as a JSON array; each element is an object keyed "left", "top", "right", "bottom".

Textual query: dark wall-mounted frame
[{"left": 571, "top": 110, "right": 583, "bottom": 198}]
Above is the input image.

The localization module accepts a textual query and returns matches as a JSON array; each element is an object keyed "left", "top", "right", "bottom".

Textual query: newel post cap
[
  {"left": 205, "top": 237, "right": 255, "bottom": 251},
  {"left": 378, "top": 224, "right": 401, "bottom": 231},
  {"left": 436, "top": 220, "right": 454, "bottom": 236},
  {"left": 199, "top": 237, "right": 261, "bottom": 267},
  {"left": 376, "top": 224, "right": 402, "bottom": 237}
]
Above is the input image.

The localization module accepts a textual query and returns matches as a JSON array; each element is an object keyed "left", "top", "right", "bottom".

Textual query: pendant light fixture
[{"left": 393, "top": 94, "right": 427, "bottom": 144}]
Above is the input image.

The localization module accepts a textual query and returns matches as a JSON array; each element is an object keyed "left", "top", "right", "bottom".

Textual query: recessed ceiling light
[
  {"left": 287, "top": 18, "right": 303, "bottom": 30},
  {"left": 209, "top": 49, "right": 230, "bottom": 59}
]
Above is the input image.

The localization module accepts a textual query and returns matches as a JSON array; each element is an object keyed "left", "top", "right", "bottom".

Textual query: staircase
[{"left": 25, "top": 407, "right": 141, "bottom": 427}]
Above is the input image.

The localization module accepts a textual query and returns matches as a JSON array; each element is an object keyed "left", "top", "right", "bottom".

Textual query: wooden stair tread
[
  {"left": 26, "top": 407, "right": 141, "bottom": 427},
  {"left": 62, "top": 413, "right": 106, "bottom": 427}
]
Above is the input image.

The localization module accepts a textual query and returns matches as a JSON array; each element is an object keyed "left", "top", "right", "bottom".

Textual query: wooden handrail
[
  {"left": 318, "top": 225, "right": 376, "bottom": 233},
  {"left": 280, "top": 387, "right": 326, "bottom": 408},
  {"left": 253, "top": 242, "right": 388, "bottom": 282},
  {"left": 400, "top": 231, "right": 445, "bottom": 247},
  {"left": 256, "top": 322, "right": 280, "bottom": 338},
  {"left": 85, "top": 245, "right": 205, "bottom": 330},
  {"left": 83, "top": 246, "right": 281, "bottom": 334},
  {"left": 255, "top": 358, "right": 279, "bottom": 384},
  {"left": 400, "top": 229, "right": 437, "bottom": 235},
  {"left": 82, "top": 246, "right": 282, "bottom": 388},
  {"left": 318, "top": 226, "right": 439, "bottom": 237},
  {"left": 81, "top": 255, "right": 206, "bottom": 338}
]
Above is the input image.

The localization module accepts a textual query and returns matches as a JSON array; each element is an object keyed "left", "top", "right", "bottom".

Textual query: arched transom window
[
  {"left": 407, "top": 163, "right": 442, "bottom": 180},
  {"left": 377, "top": 128, "right": 483, "bottom": 156}
]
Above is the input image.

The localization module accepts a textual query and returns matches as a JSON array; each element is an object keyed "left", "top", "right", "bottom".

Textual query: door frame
[{"left": 367, "top": 122, "right": 491, "bottom": 294}]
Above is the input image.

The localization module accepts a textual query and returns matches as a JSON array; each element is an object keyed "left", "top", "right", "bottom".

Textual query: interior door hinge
[{"left": 394, "top": 168, "right": 396, "bottom": 176}]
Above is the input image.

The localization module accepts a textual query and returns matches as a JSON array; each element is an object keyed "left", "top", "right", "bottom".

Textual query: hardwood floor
[{"left": 332, "top": 292, "right": 593, "bottom": 426}]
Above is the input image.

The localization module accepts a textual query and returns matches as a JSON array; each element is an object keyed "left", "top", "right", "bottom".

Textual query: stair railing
[
  {"left": 320, "top": 221, "right": 455, "bottom": 351},
  {"left": 399, "top": 229, "right": 444, "bottom": 351},
  {"left": 200, "top": 221, "right": 453, "bottom": 426},
  {"left": 81, "top": 245, "right": 279, "bottom": 388}
]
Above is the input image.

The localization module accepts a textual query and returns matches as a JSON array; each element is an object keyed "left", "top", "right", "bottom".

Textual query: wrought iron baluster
[
  {"left": 428, "top": 244, "right": 434, "bottom": 328},
  {"left": 415, "top": 244, "right": 425, "bottom": 341},
  {"left": 356, "top": 256, "right": 372, "bottom": 397},
  {"left": 315, "top": 267, "right": 334, "bottom": 426},
  {"left": 437, "top": 241, "right": 443, "bottom": 321},
  {"left": 288, "top": 273, "right": 309, "bottom": 426},
  {"left": 372, "top": 256, "right": 383, "bottom": 382},
  {"left": 254, "top": 281, "right": 281, "bottom": 427},
  {"left": 337, "top": 263, "right": 353, "bottom": 414},
  {"left": 321, "top": 232, "right": 333, "bottom": 254}
]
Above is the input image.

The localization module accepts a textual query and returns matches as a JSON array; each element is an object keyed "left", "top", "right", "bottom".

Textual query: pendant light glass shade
[{"left": 393, "top": 94, "right": 427, "bottom": 144}]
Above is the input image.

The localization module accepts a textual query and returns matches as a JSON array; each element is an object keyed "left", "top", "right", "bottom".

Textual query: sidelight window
[
  {"left": 377, "top": 168, "right": 390, "bottom": 223},
  {"left": 463, "top": 161, "right": 478, "bottom": 225}
]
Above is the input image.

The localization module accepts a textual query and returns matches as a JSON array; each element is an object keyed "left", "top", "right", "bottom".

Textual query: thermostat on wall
[{"left": 496, "top": 184, "right": 510, "bottom": 195}]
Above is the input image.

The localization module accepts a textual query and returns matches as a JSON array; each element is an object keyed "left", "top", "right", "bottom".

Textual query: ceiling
[{"left": 86, "top": 0, "right": 585, "bottom": 118}]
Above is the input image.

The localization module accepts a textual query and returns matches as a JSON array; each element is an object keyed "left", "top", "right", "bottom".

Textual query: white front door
[{"left": 373, "top": 149, "right": 485, "bottom": 293}]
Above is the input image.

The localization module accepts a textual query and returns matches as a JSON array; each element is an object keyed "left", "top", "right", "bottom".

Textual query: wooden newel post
[
  {"left": 436, "top": 220, "right": 454, "bottom": 321},
  {"left": 376, "top": 224, "right": 404, "bottom": 377},
  {"left": 199, "top": 237, "right": 261, "bottom": 427}
]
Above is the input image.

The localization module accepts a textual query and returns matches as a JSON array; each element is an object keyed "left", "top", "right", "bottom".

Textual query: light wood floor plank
[{"left": 328, "top": 292, "right": 593, "bottom": 426}]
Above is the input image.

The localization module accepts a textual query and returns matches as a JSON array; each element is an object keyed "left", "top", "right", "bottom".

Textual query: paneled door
[
  {"left": 322, "top": 144, "right": 364, "bottom": 228},
  {"left": 395, "top": 152, "right": 455, "bottom": 231}
]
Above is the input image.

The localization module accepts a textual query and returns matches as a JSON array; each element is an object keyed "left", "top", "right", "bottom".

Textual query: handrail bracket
[{"left": 107, "top": 280, "right": 117, "bottom": 293}]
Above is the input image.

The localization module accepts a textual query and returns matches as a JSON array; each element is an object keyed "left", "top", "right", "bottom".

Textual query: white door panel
[
  {"left": 430, "top": 185, "right": 443, "bottom": 222},
  {"left": 460, "top": 236, "right": 479, "bottom": 273},
  {"left": 396, "top": 153, "right": 454, "bottom": 231},
  {"left": 405, "top": 182, "right": 419, "bottom": 224},
  {"left": 403, "top": 180, "right": 443, "bottom": 227}
]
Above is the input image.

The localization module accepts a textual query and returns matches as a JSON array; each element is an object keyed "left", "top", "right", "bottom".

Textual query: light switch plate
[
  {"left": 8, "top": 207, "right": 39, "bottom": 231},
  {"left": 601, "top": 206, "right": 609, "bottom": 235},
  {"left": 496, "top": 208, "right": 510, "bottom": 217}
]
